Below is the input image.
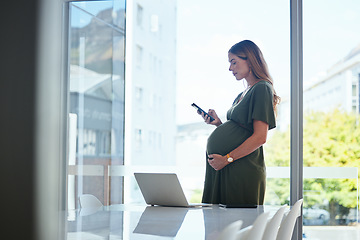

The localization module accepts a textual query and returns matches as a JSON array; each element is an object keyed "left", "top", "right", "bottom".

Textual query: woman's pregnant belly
[{"left": 206, "top": 120, "right": 252, "bottom": 156}]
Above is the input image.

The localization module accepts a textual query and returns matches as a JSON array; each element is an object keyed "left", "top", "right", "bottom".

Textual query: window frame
[{"left": 290, "top": 0, "right": 303, "bottom": 239}]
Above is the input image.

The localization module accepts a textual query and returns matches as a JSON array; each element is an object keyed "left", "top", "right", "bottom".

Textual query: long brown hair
[{"left": 229, "top": 40, "right": 281, "bottom": 113}]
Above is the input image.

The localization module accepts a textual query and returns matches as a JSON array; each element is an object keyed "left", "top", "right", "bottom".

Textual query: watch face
[{"left": 227, "top": 157, "right": 234, "bottom": 163}]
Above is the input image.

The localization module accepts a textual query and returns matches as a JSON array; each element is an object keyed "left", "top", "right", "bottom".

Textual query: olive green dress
[{"left": 202, "top": 80, "right": 276, "bottom": 205}]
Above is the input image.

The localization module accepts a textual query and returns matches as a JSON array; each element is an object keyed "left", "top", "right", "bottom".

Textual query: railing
[{"left": 67, "top": 165, "right": 358, "bottom": 209}]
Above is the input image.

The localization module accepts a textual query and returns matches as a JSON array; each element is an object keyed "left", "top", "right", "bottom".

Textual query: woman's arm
[{"left": 207, "top": 119, "right": 269, "bottom": 171}]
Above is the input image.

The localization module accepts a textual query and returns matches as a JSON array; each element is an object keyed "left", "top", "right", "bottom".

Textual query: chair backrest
[
  {"left": 79, "top": 194, "right": 103, "bottom": 208},
  {"left": 276, "top": 199, "right": 303, "bottom": 240},
  {"left": 216, "top": 220, "right": 243, "bottom": 240},
  {"left": 237, "top": 211, "right": 270, "bottom": 240},
  {"left": 262, "top": 205, "right": 287, "bottom": 240}
]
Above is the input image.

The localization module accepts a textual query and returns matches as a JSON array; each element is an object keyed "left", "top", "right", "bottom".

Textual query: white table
[{"left": 66, "top": 204, "right": 282, "bottom": 240}]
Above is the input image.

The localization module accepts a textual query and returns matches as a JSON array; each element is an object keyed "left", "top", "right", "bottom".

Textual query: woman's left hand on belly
[{"left": 207, "top": 154, "right": 229, "bottom": 171}]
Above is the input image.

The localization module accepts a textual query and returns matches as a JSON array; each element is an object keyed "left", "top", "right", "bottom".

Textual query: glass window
[
  {"left": 150, "top": 14, "right": 159, "bottom": 32},
  {"left": 303, "top": 0, "right": 360, "bottom": 238},
  {"left": 135, "top": 86, "right": 143, "bottom": 102},
  {"left": 136, "top": 4, "right": 143, "bottom": 27},
  {"left": 135, "top": 44, "right": 143, "bottom": 68},
  {"left": 63, "top": 1, "right": 360, "bottom": 239},
  {"left": 66, "top": 0, "right": 126, "bottom": 214},
  {"left": 352, "top": 84, "right": 357, "bottom": 97},
  {"left": 122, "top": 0, "right": 291, "bottom": 208},
  {"left": 174, "top": 0, "right": 291, "bottom": 206},
  {"left": 64, "top": 0, "right": 291, "bottom": 238},
  {"left": 135, "top": 128, "right": 143, "bottom": 142}
]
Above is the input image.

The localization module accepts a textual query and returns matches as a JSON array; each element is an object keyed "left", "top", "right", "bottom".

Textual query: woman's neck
[
  {"left": 245, "top": 74, "right": 258, "bottom": 87},
  {"left": 245, "top": 79, "right": 259, "bottom": 88}
]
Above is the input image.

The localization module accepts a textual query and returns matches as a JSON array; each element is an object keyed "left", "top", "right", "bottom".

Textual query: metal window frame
[{"left": 290, "top": 0, "right": 303, "bottom": 239}]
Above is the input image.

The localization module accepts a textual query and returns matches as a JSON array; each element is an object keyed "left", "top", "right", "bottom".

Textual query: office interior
[{"left": 2, "top": 0, "right": 360, "bottom": 239}]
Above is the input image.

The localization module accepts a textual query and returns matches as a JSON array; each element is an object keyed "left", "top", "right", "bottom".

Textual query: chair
[
  {"left": 79, "top": 194, "right": 103, "bottom": 209},
  {"left": 237, "top": 211, "right": 270, "bottom": 240},
  {"left": 262, "top": 205, "right": 287, "bottom": 240},
  {"left": 216, "top": 220, "right": 243, "bottom": 240},
  {"left": 276, "top": 199, "right": 303, "bottom": 240}
]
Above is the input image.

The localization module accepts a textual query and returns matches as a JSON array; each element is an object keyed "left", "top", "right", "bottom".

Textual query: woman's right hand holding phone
[{"left": 201, "top": 109, "right": 222, "bottom": 126}]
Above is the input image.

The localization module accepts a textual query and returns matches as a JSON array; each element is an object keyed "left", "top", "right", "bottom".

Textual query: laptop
[{"left": 134, "top": 173, "right": 212, "bottom": 208}]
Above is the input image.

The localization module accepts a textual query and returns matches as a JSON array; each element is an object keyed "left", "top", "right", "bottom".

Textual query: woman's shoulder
[
  {"left": 251, "top": 80, "right": 272, "bottom": 92},
  {"left": 253, "top": 80, "right": 271, "bottom": 87}
]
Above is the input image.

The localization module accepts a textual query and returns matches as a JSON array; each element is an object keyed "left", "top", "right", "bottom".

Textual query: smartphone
[
  {"left": 219, "top": 204, "right": 258, "bottom": 208},
  {"left": 191, "top": 103, "right": 215, "bottom": 122}
]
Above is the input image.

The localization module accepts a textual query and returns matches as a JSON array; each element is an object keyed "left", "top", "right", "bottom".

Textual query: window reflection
[{"left": 67, "top": 0, "right": 126, "bottom": 211}]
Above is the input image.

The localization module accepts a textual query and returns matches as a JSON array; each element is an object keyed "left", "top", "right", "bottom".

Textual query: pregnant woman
[{"left": 200, "top": 40, "right": 280, "bottom": 205}]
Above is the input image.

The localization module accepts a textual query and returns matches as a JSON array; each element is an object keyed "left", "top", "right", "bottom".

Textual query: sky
[
  {"left": 70, "top": 0, "right": 360, "bottom": 125},
  {"left": 176, "top": 0, "right": 360, "bottom": 124}
]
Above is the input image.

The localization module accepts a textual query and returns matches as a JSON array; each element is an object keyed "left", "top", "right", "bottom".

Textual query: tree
[{"left": 265, "top": 109, "right": 360, "bottom": 224}]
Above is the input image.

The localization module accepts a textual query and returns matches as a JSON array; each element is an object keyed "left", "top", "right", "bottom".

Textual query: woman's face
[{"left": 228, "top": 52, "right": 250, "bottom": 81}]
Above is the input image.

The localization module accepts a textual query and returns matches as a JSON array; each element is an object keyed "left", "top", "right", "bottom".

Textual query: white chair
[
  {"left": 276, "top": 199, "right": 303, "bottom": 240},
  {"left": 262, "top": 205, "right": 287, "bottom": 240},
  {"left": 79, "top": 194, "right": 103, "bottom": 209},
  {"left": 237, "top": 211, "right": 270, "bottom": 240},
  {"left": 216, "top": 220, "right": 243, "bottom": 240}
]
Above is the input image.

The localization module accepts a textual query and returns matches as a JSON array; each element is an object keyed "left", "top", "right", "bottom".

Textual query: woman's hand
[
  {"left": 207, "top": 154, "right": 229, "bottom": 171},
  {"left": 200, "top": 109, "right": 222, "bottom": 126}
]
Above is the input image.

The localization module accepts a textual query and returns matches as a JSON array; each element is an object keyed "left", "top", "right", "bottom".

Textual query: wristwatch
[{"left": 226, "top": 154, "right": 234, "bottom": 163}]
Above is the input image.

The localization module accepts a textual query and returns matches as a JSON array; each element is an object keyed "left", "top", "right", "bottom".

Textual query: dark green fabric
[{"left": 202, "top": 80, "right": 275, "bottom": 205}]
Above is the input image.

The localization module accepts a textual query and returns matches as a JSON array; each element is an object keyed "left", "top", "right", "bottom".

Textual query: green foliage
[
  {"left": 265, "top": 109, "right": 360, "bottom": 210},
  {"left": 189, "top": 188, "right": 203, "bottom": 203},
  {"left": 264, "top": 178, "right": 290, "bottom": 205},
  {"left": 265, "top": 129, "right": 290, "bottom": 166},
  {"left": 303, "top": 110, "right": 360, "bottom": 168}
]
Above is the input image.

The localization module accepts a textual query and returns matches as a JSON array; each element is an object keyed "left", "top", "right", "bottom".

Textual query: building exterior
[
  {"left": 126, "top": 0, "right": 177, "bottom": 166},
  {"left": 303, "top": 44, "right": 360, "bottom": 115},
  {"left": 125, "top": 0, "right": 178, "bottom": 203},
  {"left": 277, "top": 43, "right": 360, "bottom": 131}
]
